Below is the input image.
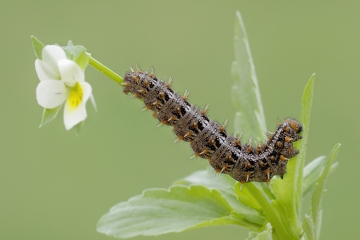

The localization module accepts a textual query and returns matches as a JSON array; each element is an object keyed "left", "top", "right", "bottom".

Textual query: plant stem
[
  {"left": 246, "top": 183, "right": 291, "bottom": 240},
  {"left": 88, "top": 56, "right": 124, "bottom": 85}
]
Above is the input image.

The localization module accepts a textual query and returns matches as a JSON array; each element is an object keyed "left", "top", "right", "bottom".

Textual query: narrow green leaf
[
  {"left": 90, "top": 94, "right": 97, "bottom": 111},
  {"left": 314, "top": 209, "right": 323, "bottom": 240},
  {"left": 271, "top": 74, "right": 315, "bottom": 232},
  {"left": 97, "top": 185, "right": 256, "bottom": 238},
  {"left": 302, "top": 214, "right": 315, "bottom": 240},
  {"left": 31, "top": 35, "right": 45, "bottom": 60},
  {"left": 246, "top": 223, "right": 273, "bottom": 240},
  {"left": 270, "top": 198, "right": 297, "bottom": 238},
  {"left": 303, "top": 156, "right": 338, "bottom": 196},
  {"left": 231, "top": 11, "right": 266, "bottom": 141},
  {"left": 302, "top": 156, "right": 326, "bottom": 196},
  {"left": 296, "top": 74, "right": 316, "bottom": 203},
  {"left": 311, "top": 144, "right": 341, "bottom": 239},
  {"left": 39, "top": 106, "right": 61, "bottom": 128},
  {"left": 74, "top": 121, "right": 84, "bottom": 135}
]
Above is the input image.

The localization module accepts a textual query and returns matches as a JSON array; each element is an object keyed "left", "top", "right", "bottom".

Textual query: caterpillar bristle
[
  {"left": 183, "top": 90, "right": 189, "bottom": 100},
  {"left": 135, "top": 64, "right": 140, "bottom": 72},
  {"left": 189, "top": 154, "right": 198, "bottom": 160},
  {"left": 166, "top": 77, "right": 172, "bottom": 88},
  {"left": 173, "top": 137, "right": 182, "bottom": 143},
  {"left": 220, "top": 125, "right": 226, "bottom": 132},
  {"left": 201, "top": 104, "right": 209, "bottom": 116},
  {"left": 156, "top": 122, "right": 164, "bottom": 128}
]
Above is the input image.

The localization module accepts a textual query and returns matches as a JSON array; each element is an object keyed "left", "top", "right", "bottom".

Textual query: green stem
[
  {"left": 246, "top": 183, "right": 291, "bottom": 240},
  {"left": 88, "top": 56, "right": 124, "bottom": 85}
]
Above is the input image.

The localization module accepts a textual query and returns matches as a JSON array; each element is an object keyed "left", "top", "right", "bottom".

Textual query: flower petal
[
  {"left": 58, "top": 59, "right": 85, "bottom": 87},
  {"left": 35, "top": 59, "right": 60, "bottom": 81},
  {"left": 63, "top": 101, "right": 87, "bottom": 130},
  {"left": 42, "top": 45, "right": 66, "bottom": 71},
  {"left": 63, "top": 82, "right": 92, "bottom": 130},
  {"left": 36, "top": 80, "right": 68, "bottom": 108},
  {"left": 79, "top": 82, "right": 92, "bottom": 103}
]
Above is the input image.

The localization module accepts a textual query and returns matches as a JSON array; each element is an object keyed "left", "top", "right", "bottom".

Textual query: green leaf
[
  {"left": 235, "top": 182, "right": 262, "bottom": 212},
  {"left": 89, "top": 94, "right": 97, "bottom": 111},
  {"left": 311, "top": 143, "right": 340, "bottom": 239},
  {"left": 302, "top": 156, "right": 338, "bottom": 196},
  {"left": 231, "top": 11, "right": 266, "bottom": 141},
  {"left": 31, "top": 35, "right": 45, "bottom": 60},
  {"left": 302, "top": 156, "right": 326, "bottom": 196},
  {"left": 245, "top": 183, "right": 292, "bottom": 240},
  {"left": 74, "top": 121, "right": 84, "bottom": 135},
  {"left": 270, "top": 198, "right": 296, "bottom": 238},
  {"left": 39, "top": 106, "right": 61, "bottom": 128},
  {"left": 97, "top": 185, "right": 257, "bottom": 238},
  {"left": 302, "top": 214, "right": 315, "bottom": 240},
  {"left": 175, "top": 168, "right": 265, "bottom": 228},
  {"left": 271, "top": 74, "right": 315, "bottom": 232},
  {"left": 63, "top": 40, "right": 89, "bottom": 70},
  {"left": 246, "top": 223, "right": 273, "bottom": 240},
  {"left": 296, "top": 74, "right": 316, "bottom": 198},
  {"left": 174, "top": 167, "right": 236, "bottom": 195}
]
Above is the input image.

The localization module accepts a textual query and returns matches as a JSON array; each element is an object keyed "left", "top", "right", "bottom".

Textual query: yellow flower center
[{"left": 67, "top": 82, "right": 83, "bottom": 110}]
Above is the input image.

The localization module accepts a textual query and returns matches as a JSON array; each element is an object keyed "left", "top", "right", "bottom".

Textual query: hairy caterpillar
[{"left": 123, "top": 69, "right": 302, "bottom": 183}]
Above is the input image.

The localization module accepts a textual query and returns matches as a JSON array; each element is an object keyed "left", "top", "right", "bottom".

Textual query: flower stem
[{"left": 88, "top": 56, "right": 124, "bottom": 86}]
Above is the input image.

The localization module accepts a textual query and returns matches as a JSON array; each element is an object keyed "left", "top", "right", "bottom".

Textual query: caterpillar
[{"left": 123, "top": 68, "right": 302, "bottom": 183}]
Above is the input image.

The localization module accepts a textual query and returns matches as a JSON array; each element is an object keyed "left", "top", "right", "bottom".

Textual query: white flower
[{"left": 35, "top": 45, "right": 92, "bottom": 130}]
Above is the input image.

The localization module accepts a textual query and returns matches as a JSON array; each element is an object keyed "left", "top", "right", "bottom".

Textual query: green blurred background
[{"left": 1, "top": 1, "right": 358, "bottom": 239}]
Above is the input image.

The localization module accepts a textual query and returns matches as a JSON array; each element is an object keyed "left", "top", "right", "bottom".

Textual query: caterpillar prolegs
[{"left": 123, "top": 69, "right": 302, "bottom": 183}]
